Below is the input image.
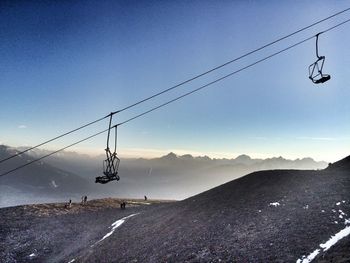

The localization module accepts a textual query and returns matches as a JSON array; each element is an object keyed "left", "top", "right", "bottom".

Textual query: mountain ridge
[
  {"left": 10, "top": 144, "right": 327, "bottom": 163},
  {"left": 0, "top": 144, "right": 329, "bottom": 207}
]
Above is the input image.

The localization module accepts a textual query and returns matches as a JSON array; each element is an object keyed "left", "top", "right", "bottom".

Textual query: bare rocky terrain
[{"left": 1, "top": 155, "right": 349, "bottom": 263}]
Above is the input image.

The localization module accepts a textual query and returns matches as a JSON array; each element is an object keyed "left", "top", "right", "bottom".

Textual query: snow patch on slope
[
  {"left": 296, "top": 249, "right": 320, "bottom": 263},
  {"left": 92, "top": 213, "right": 139, "bottom": 247},
  {"left": 297, "top": 223, "right": 350, "bottom": 262},
  {"left": 320, "top": 226, "right": 350, "bottom": 251},
  {"left": 296, "top": 200, "right": 350, "bottom": 263}
]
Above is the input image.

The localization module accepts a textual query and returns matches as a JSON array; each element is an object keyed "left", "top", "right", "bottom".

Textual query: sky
[{"left": 1, "top": 0, "right": 350, "bottom": 162}]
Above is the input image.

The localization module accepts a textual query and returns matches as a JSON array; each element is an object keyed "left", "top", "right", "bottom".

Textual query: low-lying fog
[{"left": 0, "top": 146, "right": 327, "bottom": 207}]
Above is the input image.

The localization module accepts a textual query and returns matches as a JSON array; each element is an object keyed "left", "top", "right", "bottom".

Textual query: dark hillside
[
  {"left": 83, "top": 170, "right": 350, "bottom": 262},
  {"left": 80, "top": 157, "right": 350, "bottom": 262},
  {"left": 78, "top": 155, "right": 350, "bottom": 262},
  {"left": 327, "top": 154, "right": 350, "bottom": 171},
  {"left": 1, "top": 155, "right": 349, "bottom": 262}
]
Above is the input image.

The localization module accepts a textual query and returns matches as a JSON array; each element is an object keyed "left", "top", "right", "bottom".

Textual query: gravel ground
[{"left": 1, "top": 159, "right": 350, "bottom": 263}]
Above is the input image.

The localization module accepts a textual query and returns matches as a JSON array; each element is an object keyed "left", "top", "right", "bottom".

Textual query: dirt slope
[{"left": 1, "top": 156, "right": 349, "bottom": 263}]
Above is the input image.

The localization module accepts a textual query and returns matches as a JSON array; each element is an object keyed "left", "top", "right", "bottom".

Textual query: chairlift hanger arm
[
  {"left": 314, "top": 32, "right": 326, "bottom": 59},
  {"left": 316, "top": 33, "right": 320, "bottom": 58},
  {"left": 114, "top": 126, "right": 117, "bottom": 153},
  {"left": 106, "top": 113, "right": 113, "bottom": 150}
]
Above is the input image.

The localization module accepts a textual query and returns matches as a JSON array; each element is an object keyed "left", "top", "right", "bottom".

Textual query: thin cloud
[
  {"left": 251, "top": 136, "right": 268, "bottom": 140},
  {"left": 296, "top": 136, "right": 337, "bottom": 141},
  {"left": 18, "top": 125, "right": 27, "bottom": 129}
]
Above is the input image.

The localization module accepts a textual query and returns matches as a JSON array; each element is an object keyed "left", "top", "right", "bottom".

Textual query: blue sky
[{"left": 1, "top": 0, "right": 350, "bottom": 162}]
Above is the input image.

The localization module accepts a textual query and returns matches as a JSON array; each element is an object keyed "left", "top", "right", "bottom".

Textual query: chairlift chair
[
  {"left": 95, "top": 114, "right": 120, "bottom": 184},
  {"left": 308, "top": 33, "right": 331, "bottom": 84},
  {"left": 96, "top": 150, "right": 120, "bottom": 184}
]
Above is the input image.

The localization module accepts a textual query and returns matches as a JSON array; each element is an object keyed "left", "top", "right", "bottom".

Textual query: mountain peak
[
  {"left": 234, "top": 154, "right": 253, "bottom": 165},
  {"left": 161, "top": 152, "right": 178, "bottom": 160},
  {"left": 195, "top": 155, "right": 211, "bottom": 161},
  {"left": 235, "top": 154, "right": 251, "bottom": 160},
  {"left": 180, "top": 154, "right": 194, "bottom": 160}
]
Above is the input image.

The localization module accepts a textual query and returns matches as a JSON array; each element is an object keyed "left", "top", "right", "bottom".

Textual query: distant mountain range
[
  {"left": 0, "top": 145, "right": 94, "bottom": 207},
  {"left": 0, "top": 145, "right": 328, "bottom": 207}
]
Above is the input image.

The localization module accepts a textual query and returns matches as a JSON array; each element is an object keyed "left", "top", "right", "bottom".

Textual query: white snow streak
[
  {"left": 296, "top": 224, "right": 350, "bottom": 263},
  {"left": 29, "top": 253, "right": 36, "bottom": 257},
  {"left": 269, "top": 202, "right": 280, "bottom": 207},
  {"left": 92, "top": 213, "right": 139, "bottom": 247},
  {"left": 319, "top": 225, "right": 350, "bottom": 251},
  {"left": 296, "top": 249, "right": 320, "bottom": 263},
  {"left": 67, "top": 259, "right": 75, "bottom": 263},
  {"left": 128, "top": 201, "right": 151, "bottom": 205}
]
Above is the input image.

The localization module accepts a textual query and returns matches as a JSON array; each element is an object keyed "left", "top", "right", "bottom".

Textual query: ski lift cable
[
  {"left": 116, "top": 37, "right": 315, "bottom": 127},
  {"left": 110, "top": 6, "right": 350, "bottom": 116},
  {"left": 319, "top": 16, "right": 350, "bottom": 34},
  {"left": 1, "top": 7, "right": 349, "bottom": 165},
  {"left": 0, "top": 115, "right": 110, "bottom": 164},
  {"left": 0, "top": 129, "right": 109, "bottom": 177},
  {"left": 1, "top": 17, "right": 349, "bottom": 177},
  {"left": 116, "top": 18, "right": 350, "bottom": 127}
]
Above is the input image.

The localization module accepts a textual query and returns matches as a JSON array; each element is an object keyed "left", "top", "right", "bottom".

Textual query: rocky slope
[{"left": 1, "top": 155, "right": 349, "bottom": 262}]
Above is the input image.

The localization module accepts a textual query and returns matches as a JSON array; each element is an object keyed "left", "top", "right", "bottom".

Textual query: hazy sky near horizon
[{"left": 1, "top": 0, "right": 350, "bottom": 162}]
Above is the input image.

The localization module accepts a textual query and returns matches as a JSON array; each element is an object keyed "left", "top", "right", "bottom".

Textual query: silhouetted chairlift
[
  {"left": 95, "top": 114, "right": 120, "bottom": 184},
  {"left": 308, "top": 33, "right": 331, "bottom": 84}
]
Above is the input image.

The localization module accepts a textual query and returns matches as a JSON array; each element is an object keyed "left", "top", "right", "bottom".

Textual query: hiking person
[
  {"left": 84, "top": 195, "right": 87, "bottom": 204},
  {"left": 144, "top": 195, "right": 147, "bottom": 201},
  {"left": 65, "top": 199, "right": 72, "bottom": 208}
]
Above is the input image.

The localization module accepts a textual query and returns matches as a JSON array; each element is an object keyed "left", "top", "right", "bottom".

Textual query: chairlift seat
[
  {"left": 95, "top": 174, "right": 120, "bottom": 184},
  {"left": 308, "top": 56, "right": 331, "bottom": 84},
  {"left": 313, "top": 74, "right": 331, "bottom": 84},
  {"left": 96, "top": 147, "right": 120, "bottom": 184}
]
